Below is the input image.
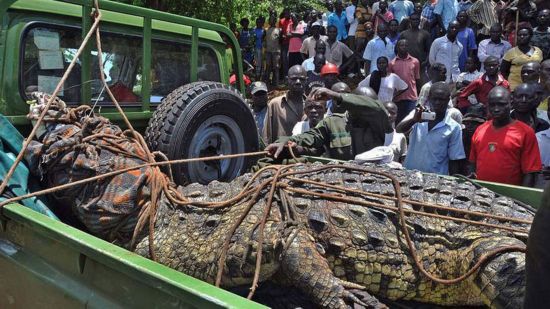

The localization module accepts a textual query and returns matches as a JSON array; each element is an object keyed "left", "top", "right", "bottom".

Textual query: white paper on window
[
  {"left": 33, "top": 30, "right": 60, "bottom": 50},
  {"left": 38, "top": 50, "right": 64, "bottom": 70},
  {"left": 38, "top": 75, "right": 64, "bottom": 96}
]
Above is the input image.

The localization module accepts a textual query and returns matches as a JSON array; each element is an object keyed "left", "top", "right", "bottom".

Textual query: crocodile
[
  {"left": 133, "top": 164, "right": 531, "bottom": 309},
  {"left": 24, "top": 93, "right": 532, "bottom": 309}
]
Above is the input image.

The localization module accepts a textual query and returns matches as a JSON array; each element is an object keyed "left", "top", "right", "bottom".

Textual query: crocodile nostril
[{"left": 308, "top": 210, "right": 328, "bottom": 233}]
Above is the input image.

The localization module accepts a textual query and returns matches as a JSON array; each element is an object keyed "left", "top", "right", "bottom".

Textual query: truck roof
[{"left": 9, "top": 0, "right": 225, "bottom": 44}]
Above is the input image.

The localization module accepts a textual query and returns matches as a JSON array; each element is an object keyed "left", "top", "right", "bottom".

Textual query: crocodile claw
[{"left": 347, "top": 289, "right": 388, "bottom": 309}]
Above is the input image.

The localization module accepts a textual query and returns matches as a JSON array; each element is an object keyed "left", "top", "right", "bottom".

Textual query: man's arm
[
  {"left": 363, "top": 41, "right": 372, "bottom": 74},
  {"left": 363, "top": 60, "right": 371, "bottom": 75},
  {"left": 468, "top": 31, "right": 478, "bottom": 57},
  {"left": 265, "top": 120, "right": 331, "bottom": 158},
  {"left": 428, "top": 39, "right": 437, "bottom": 65},
  {"left": 447, "top": 124, "right": 467, "bottom": 176},
  {"left": 340, "top": 45, "right": 357, "bottom": 72},
  {"left": 393, "top": 87, "right": 408, "bottom": 101},
  {"left": 477, "top": 40, "right": 489, "bottom": 64},
  {"left": 522, "top": 173, "right": 538, "bottom": 187},
  {"left": 396, "top": 106, "right": 423, "bottom": 133},
  {"left": 449, "top": 160, "right": 463, "bottom": 175},
  {"left": 520, "top": 127, "right": 543, "bottom": 187},
  {"left": 299, "top": 39, "right": 308, "bottom": 58},
  {"left": 262, "top": 103, "right": 273, "bottom": 144},
  {"left": 456, "top": 78, "right": 480, "bottom": 108},
  {"left": 468, "top": 162, "right": 477, "bottom": 178},
  {"left": 500, "top": 60, "right": 511, "bottom": 79}
]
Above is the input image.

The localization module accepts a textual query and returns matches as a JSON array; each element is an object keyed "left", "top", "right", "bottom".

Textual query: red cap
[{"left": 320, "top": 63, "right": 339, "bottom": 76}]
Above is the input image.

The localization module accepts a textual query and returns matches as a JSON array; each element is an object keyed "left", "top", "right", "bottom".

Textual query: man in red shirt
[
  {"left": 389, "top": 39, "right": 420, "bottom": 122},
  {"left": 469, "top": 86, "right": 541, "bottom": 186},
  {"left": 457, "top": 56, "right": 510, "bottom": 115}
]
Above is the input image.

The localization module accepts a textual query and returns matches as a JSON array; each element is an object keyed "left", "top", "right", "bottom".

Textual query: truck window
[
  {"left": 90, "top": 32, "right": 142, "bottom": 104},
  {"left": 22, "top": 25, "right": 221, "bottom": 105},
  {"left": 149, "top": 40, "right": 190, "bottom": 103},
  {"left": 21, "top": 26, "right": 83, "bottom": 103},
  {"left": 146, "top": 41, "right": 221, "bottom": 103},
  {"left": 197, "top": 47, "right": 221, "bottom": 83},
  {"left": 22, "top": 25, "right": 143, "bottom": 105}
]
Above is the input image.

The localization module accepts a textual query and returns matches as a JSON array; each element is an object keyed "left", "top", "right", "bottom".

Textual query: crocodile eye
[
  {"left": 294, "top": 198, "right": 310, "bottom": 213},
  {"left": 204, "top": 214, "right": 221, "bottom": 228},
  {"left": 330, "top": 209, "right": 350, "bottom": 227}
]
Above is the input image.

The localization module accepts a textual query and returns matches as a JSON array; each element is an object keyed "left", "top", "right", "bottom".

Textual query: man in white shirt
[
  {"left": 363, "top": 23, "right": 395, "bottom": 74},
  {"left": 429, "top": 20, "right": 463, "bottom": 83},
  {"left": 300, "top": 22, "right": 328, "bottom": 60}
]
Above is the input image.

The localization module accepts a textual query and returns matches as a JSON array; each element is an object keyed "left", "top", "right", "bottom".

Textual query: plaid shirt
[{"left": 421, "top": 2, "right": 435, "bottom": 21}]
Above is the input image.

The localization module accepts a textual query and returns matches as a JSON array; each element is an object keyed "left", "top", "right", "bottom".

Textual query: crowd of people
[{"left": 233, "top": 0, "right": 550, "bottom": 188}]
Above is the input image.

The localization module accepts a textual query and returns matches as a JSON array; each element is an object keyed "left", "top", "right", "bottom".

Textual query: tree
[{"left": 113, "top": 0, "right": 324, "bottom": 25}]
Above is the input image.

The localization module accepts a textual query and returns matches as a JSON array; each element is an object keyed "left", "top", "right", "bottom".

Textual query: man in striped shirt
[{"left": 467, "top": 0, "right": 498, "bottom": 40}]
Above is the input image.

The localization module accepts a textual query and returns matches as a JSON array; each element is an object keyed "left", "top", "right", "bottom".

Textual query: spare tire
[{"left": 145, "top": 81, "right": 259, "bottom": 185}]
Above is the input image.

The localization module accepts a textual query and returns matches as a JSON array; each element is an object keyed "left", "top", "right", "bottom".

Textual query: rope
[
  {"left": 277, "top": 165, "right": 527, "bottom": 285},
  {"left": 0, "top": 0, "right": 103, "bottom": 196},
  {"left": 0, "top": 0, "right": 531, "bottom": 298}
]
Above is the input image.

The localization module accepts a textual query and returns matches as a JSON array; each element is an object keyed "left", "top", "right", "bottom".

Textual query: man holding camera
[{"left": 396, "top": 82, "right": 465, "bottom": 175}]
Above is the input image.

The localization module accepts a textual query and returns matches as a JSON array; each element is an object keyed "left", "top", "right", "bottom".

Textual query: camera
[{"left": 421, "top": 111, "right": 436, "bottom": 121}]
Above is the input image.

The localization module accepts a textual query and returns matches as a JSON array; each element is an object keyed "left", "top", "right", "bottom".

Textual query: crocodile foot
[
  {"left": 472, "top": 236, "right": 526, "bottom": 309},
  {"left": 280, "top": 229, "right": 386, "bottom": 309}
]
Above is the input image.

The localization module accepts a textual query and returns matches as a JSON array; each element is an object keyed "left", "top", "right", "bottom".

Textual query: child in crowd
[
  {"left": 456, "top": 57, "right": 483, "bottom": 107},
  {"left": 253, "top": 16, "right": 266, "bottom": 80}
]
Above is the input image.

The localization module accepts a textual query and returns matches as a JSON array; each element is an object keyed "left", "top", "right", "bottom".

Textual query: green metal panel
[
  {"left": 0, "top": 203, "right": 266, "bottom": 308},
  {"left": 80, "top": 0, "right": 92, "bottom": 104},
  {"left": 9, "top": 0, "right": 225, "bottom": 44},
  {"left": 190, "top": 26, "right": 199, "bottom": 82},
  {"left": 141, "top": 17, "right": 151, "bottom": 111},
  {"left": 474, "top": 179, "right": 543, "bottom": 209}
]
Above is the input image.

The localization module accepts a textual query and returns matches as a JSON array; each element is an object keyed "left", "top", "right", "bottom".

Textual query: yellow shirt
[{"left": 503, "top": 46, "right": 543, "bottom": 90}]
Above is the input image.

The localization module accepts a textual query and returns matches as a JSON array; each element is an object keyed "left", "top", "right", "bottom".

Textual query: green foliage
[{"left": 113, "top": 0, "right": 325, "bottom": 25}]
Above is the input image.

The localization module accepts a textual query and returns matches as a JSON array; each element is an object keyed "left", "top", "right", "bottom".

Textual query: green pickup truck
[{"left": 0, "top": 0, "right": 264, "bottom": 307}]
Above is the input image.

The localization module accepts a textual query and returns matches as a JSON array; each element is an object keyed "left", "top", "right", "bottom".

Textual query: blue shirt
[
  {"left": 254, "top": 28, "right": 264, "bottom": 50},
  {"left": 458, "top": 0, "right": 473, "bottom": 12},
  {"left": 404, "top": 112, "right": 465, "bottom": 175},
  {"left": 421, "top": 2, "right": 435, "bottom": 23},
  {"left": 457, "top": 27, "right": 477, "bottom": 72},
  {"left": 433, "top": 0, "right": 459, "bottom": 30},
  {"left": 255, "top": 107, "right": 267, "bottom": 134},
  {"left": 389, "top": 0, "right": 415, "bottom": 22},
  {"left": 363, "top": 36, "right": 396, "bottom": 73},
  {"left": 328, "top": 11, "right": 349, "bottom": 41}
]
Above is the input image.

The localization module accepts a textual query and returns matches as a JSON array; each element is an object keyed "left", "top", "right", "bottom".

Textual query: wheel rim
[{"left": 186, "top": 115, "right": 245, "bottom": 184}]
